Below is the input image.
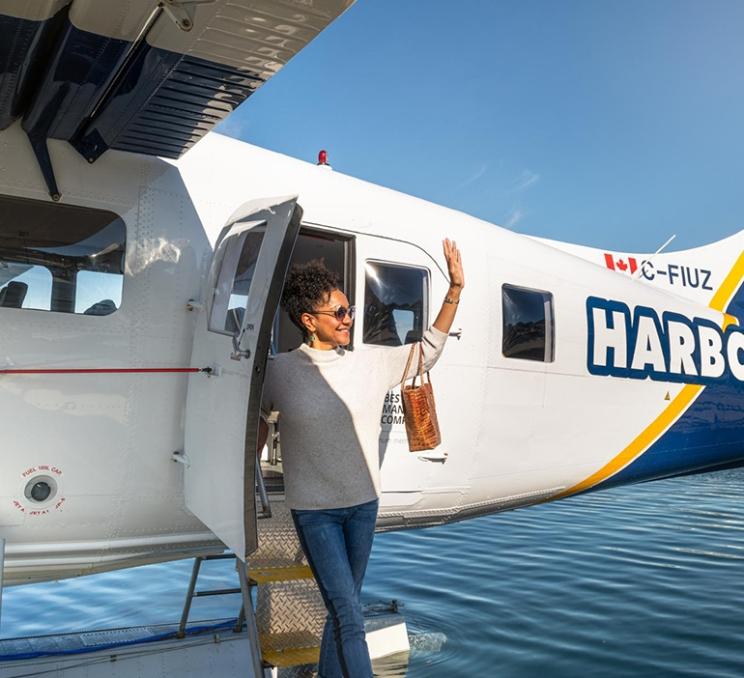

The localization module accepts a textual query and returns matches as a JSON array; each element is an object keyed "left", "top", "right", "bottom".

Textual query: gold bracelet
[{"left": 444, "top": 296, "right": 459, "bottom": 304}]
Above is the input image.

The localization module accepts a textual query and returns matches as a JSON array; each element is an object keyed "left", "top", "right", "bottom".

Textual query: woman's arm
[{"left": 432, "top": 238, "right": 464, "bottom": 335}]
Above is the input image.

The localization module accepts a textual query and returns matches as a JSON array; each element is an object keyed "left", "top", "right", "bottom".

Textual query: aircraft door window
[
  {"left": 502, "top": 284, "right": 555, "bottom": 362},
  {"left": 363, "top": 261, "right": 429, "bottom": 346},
  {"left": 0, "top": 194, "right": 125, "bottom": 315},
  {"left": 208, "top": 227, "right": 265, "bottom": 335}
]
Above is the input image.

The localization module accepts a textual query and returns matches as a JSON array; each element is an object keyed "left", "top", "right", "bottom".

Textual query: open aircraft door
[{"left": 183, "top": 196, "right": 301, "bottom": 561}]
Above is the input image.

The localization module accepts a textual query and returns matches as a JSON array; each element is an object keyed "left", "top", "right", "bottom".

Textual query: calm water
[{"left": 3, "top": 469, "right": 744, "bottom": 677}]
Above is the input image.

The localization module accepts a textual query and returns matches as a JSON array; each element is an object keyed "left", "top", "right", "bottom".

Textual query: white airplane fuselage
[{"left": 2, "top": 122, "right": 744, "bottom": 585}]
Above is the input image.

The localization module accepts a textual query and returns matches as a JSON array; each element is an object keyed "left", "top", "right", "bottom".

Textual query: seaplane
[{"left": 1, "top": 0, "right": 743, "bottom": 675}]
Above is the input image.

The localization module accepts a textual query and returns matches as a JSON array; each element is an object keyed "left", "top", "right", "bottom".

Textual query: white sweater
[{"left": 261, "top": 327, "right": 448, "bottom": 510}]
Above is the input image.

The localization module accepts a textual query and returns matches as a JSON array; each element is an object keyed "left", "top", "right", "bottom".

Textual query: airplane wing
[{"left": 0, "top": 0, "right": 354, "bottom": 197}]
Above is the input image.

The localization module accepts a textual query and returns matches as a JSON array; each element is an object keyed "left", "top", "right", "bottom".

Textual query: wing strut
[{"left": 27, "top": 134, "right": 60, "bottom": 201}]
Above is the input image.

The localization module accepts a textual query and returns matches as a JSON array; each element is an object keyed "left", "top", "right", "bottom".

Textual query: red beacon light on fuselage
[{"left": 317, "top": 149, "right": 332, "bottom": 169}]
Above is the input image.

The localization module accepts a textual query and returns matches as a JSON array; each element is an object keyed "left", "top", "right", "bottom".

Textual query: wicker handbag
[{"left": 400, "top": 342, "right": 442, "bottom": 452}]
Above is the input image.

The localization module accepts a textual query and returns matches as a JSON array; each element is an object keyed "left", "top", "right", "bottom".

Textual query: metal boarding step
[
  {"left": 253, "top": 497, "right": 327, "bottom": 674},
  {"left": 251, "top": 499, "right": 413, "bottom": 673},
  {"left": 177, "top": 499, "right": 326, "bottom": 675},
  {"left": 253, "top": 411, "right": 327, "bottom": 671}
]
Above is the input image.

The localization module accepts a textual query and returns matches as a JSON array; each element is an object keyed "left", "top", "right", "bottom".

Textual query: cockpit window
[
  {"left": 363, "top": 261, "right": 428, "bottom": 346},
  {"left": 502, "top": 283, "right": 555, "bottom": 362},
  {"left": 0, "top": 195, "right": 125, "bottom": 315}
]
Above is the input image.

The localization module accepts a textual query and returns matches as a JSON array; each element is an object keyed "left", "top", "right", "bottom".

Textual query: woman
[{"left": 259, "top": 238, "right": 464, "bottom": 678}]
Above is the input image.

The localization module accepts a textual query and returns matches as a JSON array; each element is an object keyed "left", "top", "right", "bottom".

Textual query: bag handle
[
  {"left": 400, "top": 342, "right": 417, "bottom": 391},
  {"left": 418, "top": 344, "right": 434, "bottom": 389},
  {"left": 400, "top": 341, "right": 433, "bottom": 390}
]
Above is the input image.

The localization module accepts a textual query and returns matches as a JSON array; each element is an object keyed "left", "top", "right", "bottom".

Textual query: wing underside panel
[{"left": 0, "top": 0, "right": 353, "bottom": 171}]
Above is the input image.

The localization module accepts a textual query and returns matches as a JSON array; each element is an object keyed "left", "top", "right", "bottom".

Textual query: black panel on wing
[
  {"left": 0, "top": 7, "right": 69, "bottom": 131},
  {"left": 21, "top": 22, "right": 131, "bottom": 143},
  {"left": 73, "top": 51, "right": 264, "bottom": 161}
]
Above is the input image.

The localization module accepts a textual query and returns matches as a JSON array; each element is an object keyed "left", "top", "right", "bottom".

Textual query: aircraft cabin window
[
  {"left": 502, "top": 283, "right": 555, "bottom": 362},
  {"left": 0, "top": 194, "right": 125, "bottom": 315},
  {"left": 364, "top": 261, "right": 428, "bottom": 346}
]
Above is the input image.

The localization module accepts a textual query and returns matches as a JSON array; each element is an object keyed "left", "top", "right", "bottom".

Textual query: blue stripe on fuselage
[{"left": 593, "top": 284, "right": 744, "bottom": 489}]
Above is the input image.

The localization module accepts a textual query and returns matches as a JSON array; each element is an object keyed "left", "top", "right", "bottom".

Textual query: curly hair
[{"left": 281, "top": 259, "right": 342, "bottom": 337}]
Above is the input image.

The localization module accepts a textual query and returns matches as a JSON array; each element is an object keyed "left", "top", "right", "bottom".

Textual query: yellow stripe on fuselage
[
  {"left": 711, "top": 251, "right": 744, "bottom": 312},
  {"left": 556, "top": 250, "right": 744, "bottom": 499}
]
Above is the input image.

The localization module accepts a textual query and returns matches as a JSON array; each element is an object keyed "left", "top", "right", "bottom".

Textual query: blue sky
[{"left": 218, "top": 0, "right": 744, "bottom": 253}]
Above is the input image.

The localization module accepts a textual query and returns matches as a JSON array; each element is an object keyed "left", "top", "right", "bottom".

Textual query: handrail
[
  {"left": 256, "top": 462, "right": 272, "bottom": 519},
  {"left": 177, "top": 554, "right": 242, "bottom": 639}
]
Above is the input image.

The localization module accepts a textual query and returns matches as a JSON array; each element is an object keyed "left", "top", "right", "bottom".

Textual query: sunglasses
[{"left": 310, "top": 305, "right": 356, "bottom": 321}]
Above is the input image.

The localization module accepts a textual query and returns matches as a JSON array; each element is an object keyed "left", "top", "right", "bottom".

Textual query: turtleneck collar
[{"left": 297, "top": 342, "right": 346, "bottom": 363}]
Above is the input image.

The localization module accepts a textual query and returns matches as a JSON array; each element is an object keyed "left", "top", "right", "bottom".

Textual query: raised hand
[
  {"left": 432, "top": 238, "right": 464, "bottom": 333},
  {"left": 443, "top": 238, "right": 464, "bottom": 290}
]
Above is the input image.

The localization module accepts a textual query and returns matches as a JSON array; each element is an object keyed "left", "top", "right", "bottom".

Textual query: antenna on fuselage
[{"left": 635, "top": 233, "right": 676, "bottom": 278}]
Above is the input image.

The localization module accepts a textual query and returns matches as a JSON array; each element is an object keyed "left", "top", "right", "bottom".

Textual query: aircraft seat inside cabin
[
  {"left": 404, "top": 330, "right": 423, "bottom": 344},
  {"left": 83, "top": 299, "right": 117, "bottom": 316},
  {"left": 364, "top": 307, "right": 403, "bottom": 346},
  {"left": 0, "top": 281, "right": 28, "bottom": 308}
]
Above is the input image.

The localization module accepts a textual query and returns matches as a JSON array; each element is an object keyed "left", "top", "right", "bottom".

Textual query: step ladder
[
  {"left": 252, "top": 498, "right": 326, "bottom": 671},
  {"left": 253, "top": 409, "right": 327, "bottom": 671},
  {"left": 178, "top": 508, "right": 326, "bottom": 675}
]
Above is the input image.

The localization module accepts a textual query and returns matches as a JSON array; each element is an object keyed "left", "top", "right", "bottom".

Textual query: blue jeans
[{"left": 291, "top": 498, "right": 379, "bottom": 678}]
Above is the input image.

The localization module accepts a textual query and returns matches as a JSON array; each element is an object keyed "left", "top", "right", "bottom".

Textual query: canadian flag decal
[{"left": 604, "top": 253, "right": 638, "bottom": 275}]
